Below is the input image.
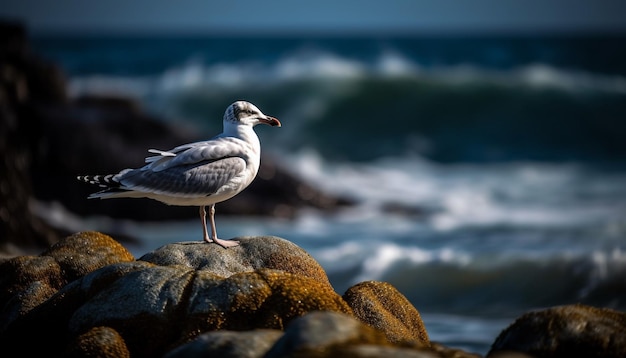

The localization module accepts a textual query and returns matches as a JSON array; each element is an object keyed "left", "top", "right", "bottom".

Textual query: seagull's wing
[
  {"left": 113, "top": 138, "right": 249, "bottom": 197},
  {"left": 144, "top": 139, "right": 210, "bottom": 164},
  {"left": 143, "top": 137, "right": 242, "bottom": 172},
  {"left": 114, "top": 156, "right": 245, "bottom": 197}
]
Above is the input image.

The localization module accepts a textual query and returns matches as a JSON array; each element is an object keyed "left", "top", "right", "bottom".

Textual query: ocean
[{"left": 32, "top": 34, "right": 626, "bottom": 355}]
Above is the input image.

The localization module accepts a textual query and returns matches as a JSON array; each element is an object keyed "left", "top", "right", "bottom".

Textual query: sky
[{"left": 1, "top": 0, "right": 626, "bottom": 35}]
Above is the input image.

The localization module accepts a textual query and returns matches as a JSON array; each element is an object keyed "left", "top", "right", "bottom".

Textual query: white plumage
[{"left": 78, "top": 100, "right": 281, "bottom": 248}]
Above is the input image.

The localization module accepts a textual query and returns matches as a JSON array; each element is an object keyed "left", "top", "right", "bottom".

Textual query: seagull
[{"left": 77, "top": 100, "right": 281, "bottom": 248}]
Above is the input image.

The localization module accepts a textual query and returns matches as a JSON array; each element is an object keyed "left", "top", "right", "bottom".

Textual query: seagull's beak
[{"left": 259, "top": 116, "right": 281, "bottom": 127}]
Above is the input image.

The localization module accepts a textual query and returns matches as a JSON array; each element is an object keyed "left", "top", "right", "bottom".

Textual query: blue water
[{"left": 33, "top": 34, "right": 626, "bottom": 355}]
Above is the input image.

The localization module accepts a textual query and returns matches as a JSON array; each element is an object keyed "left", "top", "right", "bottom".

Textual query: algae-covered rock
[
  {"left": 65, "top": 326, "right": 130, "bottom": 358},
  {"left": 1, "top": 235, "right": 352, "bottom": 357},
  {"left": 343, "top": 280, "right": 430, "bottom": 345},
  {"left": 0, "top": 231, "right": 134, "bottom": 330},
  {"left": 488, "top": 304, "right": 626, "bottom": 358},
  {"left": 42, "top": 231, "right": 135, "bottom": 281}
]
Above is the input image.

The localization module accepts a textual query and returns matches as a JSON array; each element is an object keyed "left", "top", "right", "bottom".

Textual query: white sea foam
[
  {"left": 352, "top": 243, "right": 472, "bottom": 283},
  {"left": 281, "top": 150, "right": 626, "bottom": 233},
  {"left": 275, "top": 50, "right": 366, "bottom": 80},
  {"left": 376, "top": 49, "right": 421, "bottom": 77}
]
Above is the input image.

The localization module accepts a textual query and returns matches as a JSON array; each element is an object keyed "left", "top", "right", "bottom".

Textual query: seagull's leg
[
  {"left": 200, "top": 206, "right": 212, "bottom": 243},
  {"left": 208, "top": 204, "right": 240, "bottom": 248}
]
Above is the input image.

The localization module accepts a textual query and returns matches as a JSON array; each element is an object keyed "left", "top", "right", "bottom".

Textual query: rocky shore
[
  {"left": 1, "top": 232, "right": 625, "bottom": 357},
  {"left": 2, "top": 20, "right": 626, "bottom": 358}
]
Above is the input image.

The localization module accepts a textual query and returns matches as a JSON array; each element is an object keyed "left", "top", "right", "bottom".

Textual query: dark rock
[
  {"left": 428, "top": 342, "right": 483, "bottom": 358},
  {"left": 0, "top": 234, "right": 353, "bottom": 357},
  {"left": 264, "top": 311, "right": 471, "bottom": 358},
  {"left": 0, "top": 20, "right": 67, "bottom": 103},
  {"left": 488, "top": 304, "right": 626, "bottom": 358},
  {"left": 4, "top": 265, "right": 352, "bottom": 357},
  {"left": 336, "top": 346, "right": 439, "bottom": 358},
  {"left": 0, "top": 231, "right": 134, "bottom": 331},
  {"left": 343, "top": 281, "right": 430, "bottom": 346},
  {"left": 27, "top": 93, "right": 209, "bottom": 223},
  {"left": 264, "top": 311, "right": 391, "bottom": 358},
  {"left": 0, "top": 255, "right": 61, "bottom": 330},
  {"left": 169, "top": 311, "right": 475, "bottom": 358},
  {"left": 164, "top": 329, "right": 283, "bottom": 358},
  {"left": 0, "top": 20, "right": 67, "bottom": 254},
  {"left": 139, "top": 236, "right": 332, "bottom": 288},
  {"left": 65, "top": 326, "right": 131, "bottom": 358},
  {"left": 42, "top": 231, "right": 136, "bottom": 281}
]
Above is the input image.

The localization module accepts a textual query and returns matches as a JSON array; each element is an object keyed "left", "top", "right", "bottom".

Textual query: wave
[
  {"left": 68, "top": 49, "right": 626, "bottom": 97},
  {"left": 315, "top": 241, "right": 626, "bottom": 314},
  {"left": 65, "top": 48, "right": 626, "bottom": 164},
  {"left": 281, "top": 152, "right": 626, "bottom": 229},
  {"left": 272, "top": 155, "right": 626, "bottom": 312}
]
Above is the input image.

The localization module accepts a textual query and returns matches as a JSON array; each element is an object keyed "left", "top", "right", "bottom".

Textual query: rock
[
  {"left": 0, "top": 21, "right": 67, "bottom": 103},
  {"left": 164, "top": 329, "right": 283, "bottom": 358},
  {"left": 488, "top": 304, "right": 626, "bottom": 358},
  {"left": 65, "top": 326, "right": 131, "bottom": 358},
  {"left": 343, "top": 281, "right": 430, "bottom": 346},
  {"left": 0, "top": 20, "right": 67, "bottom": 254},
  {"left": 0, "top": 231, "right": 134, "bottom": 330},
  {"left": 138, "top": 236, "right": 332, "bottom": 288},
  {"left": 335, "top": 345, "right": 440, "bottom": 358},
  {"left": 428, "top": 342, "right": 483, "bottom": 358},
  {"left": 264, "top": 311, "right": 467, "bottom": 358},
  {"left": 42, "top": 231, "right": 136, "bottom": 281},
  {"left": 0, "top": 234, "right": 353, "bottom": 357},
  {"left": 167, "top": 313, "right": 451, "bottom": 358},
  {"left": 31, "top": 94, "right": 205, "bottom": 223},
  {"left": 5, "top": 265, "right": 351, "bottom": 356},
  {"left": 167, "top": 312, "right": 469, "bottom": 358},
  {"left": 264, "top": 311, "right": 391, "bottom": 358},
  {"left": 0, "top": 255, "right": 62, "bottom": 330}
]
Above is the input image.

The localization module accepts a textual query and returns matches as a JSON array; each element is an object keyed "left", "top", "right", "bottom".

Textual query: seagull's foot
[{"left": 210, "top": 236, "right": 240, "bottom": 248}]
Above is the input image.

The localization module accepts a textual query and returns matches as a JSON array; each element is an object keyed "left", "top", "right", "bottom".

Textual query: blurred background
[{"left": 1, "top": 0, "right": 626, "bottom": 354}]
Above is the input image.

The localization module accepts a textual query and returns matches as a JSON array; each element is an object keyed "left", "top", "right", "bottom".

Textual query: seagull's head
[{"left": 224, "top": 101, "right": 281, "bottom": 128}]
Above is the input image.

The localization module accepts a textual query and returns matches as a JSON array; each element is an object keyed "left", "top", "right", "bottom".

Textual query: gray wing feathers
[
  {"left": 145, "top": 139, "right": 242, "bottom": 172},
  {"left": 116, "top": 157, "right": 245, "bottom": 197}
]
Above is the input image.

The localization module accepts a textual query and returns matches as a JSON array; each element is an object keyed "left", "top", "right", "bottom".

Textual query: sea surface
[{"left": 33, "top": 34, "right": 626, "bottom": 355}]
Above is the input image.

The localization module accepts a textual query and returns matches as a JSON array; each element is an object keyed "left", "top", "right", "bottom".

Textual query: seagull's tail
[
  {"left": 77, "top": 174, "right": 118, "bottom": 187},
  {"left": 77, "top": 174, "right": 128, "bottom": 199}
]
